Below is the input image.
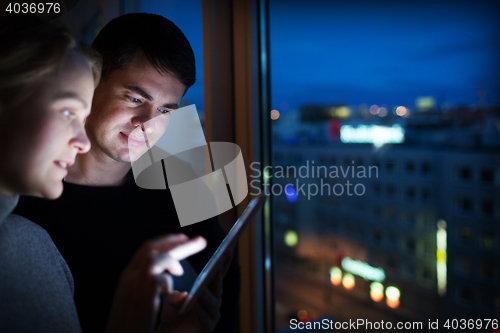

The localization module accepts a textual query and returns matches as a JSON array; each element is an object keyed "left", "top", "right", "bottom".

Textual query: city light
[
  {"left": 369, "top": 104, "right": 380, "bottom": 115},
  {"left": 297, "top": 310, "right": 308, "bottom": 322},
  {"left": 416, "top": 96, "right": 436, "bottom": 111},
  {"left": 263, "top": 167, "right": 271, "bottom": 183},
  {"left": 370, "top": 282, "right": 384, "bottom": 302},
  {"left": 436, "top": 219, "right": 447, "bottom": 296},
  {"left": 284, "top": 230, "right": 298, "bottom": 247},
  {"left": 341, "top": 257, "right": 386, "bottom": 282},
  {"left": 385, "top": 286, "right": 400, "bottom": 309},
  {"left": 330, "top": 267, "right": 342, "bottom": 286},
  {"left": 284, "top": 184, "right": 298, "bottom": 203},
  {"left": 395, "top": 106, "right": 407, "bottom": 116},
  {"left": 329, "top": 106, "right": 352, "bottom": 119},
  {"left": 342, "top": 273, "right": 355, "bottom": 290},
  {"left": 271, "top": 109, "right": 280, "bottom": 120},
  {"left": 340, "top": 124, "right": 405, "bottom": 147},
  {"left": 378, "top": 107, "right": 388, "bottom": 117}
]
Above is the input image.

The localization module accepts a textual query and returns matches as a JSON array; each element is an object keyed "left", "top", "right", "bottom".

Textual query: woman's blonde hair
[{"left": 0, "top": 22, "right": 102, "bottom": 108}]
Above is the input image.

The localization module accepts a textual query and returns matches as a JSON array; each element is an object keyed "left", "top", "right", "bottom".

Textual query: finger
[
  {"left": 165, "top": 290, "right": 189, "bottom": 306},
  {"left": 151, "top": 237, "right": 207, "bottom": 275},
  {"left": 149, "top": 233, "right": 189, "bottom": 248},
  {"left": 156, "top": 273, "right": 174, "bottom": 293},
  {"left": 167, "top": 236, "right": 207, "bottom": 260},
  {"left": 151, "top": 253, "right": 184, "bottom": 276},
  {"left": 128, "top": 234, "right": 189, "bottom": 270}
]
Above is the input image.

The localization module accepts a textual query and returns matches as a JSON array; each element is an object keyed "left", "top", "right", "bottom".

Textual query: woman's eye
[{"left": 63, "top": 110, "right": 75, "bottom": 118}]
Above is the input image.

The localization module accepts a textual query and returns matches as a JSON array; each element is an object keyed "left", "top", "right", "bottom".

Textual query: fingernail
[{"left": 172, "top": 234, "right": 188, "bottom": 240}]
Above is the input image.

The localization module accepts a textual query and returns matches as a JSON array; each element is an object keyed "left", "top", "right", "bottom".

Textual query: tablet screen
[{"left": 179, "top": 194, "right": 267, "bottom": 314}]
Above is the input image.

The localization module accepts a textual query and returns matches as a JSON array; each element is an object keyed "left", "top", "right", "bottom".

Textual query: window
[
  {"left": 267, "top": 0, "right": 500, "bottom": 329},
  {"left": 384, "top": 207, "right": 396, "bottom": 218},
  {"left": 404, "top": 237, "right": 416, "bottom": 254},
  {"left": 421, "top": 162, "right": 432, "bottom": 176},
  {"left": 481, "top": 200, "right": 494, "bottom": 216},
  {"left": 401, "top": 263, "right": 416, "bottom": 278},
  {"left": 386, "top": 184, "right": 396, "bottom": 197},
  {"left": 141, "top": 0, "right": 204, "bottom": 114},
  {"left": 421, "top": 188, "right": 432, "bottom": 202},
  {"left": 480, "top": 263, "right": 495, "bottom": 279},
  {"left": 457, "top": 197, "right": 474, "bottom": 213},
  {"left": 457, "top": 166, "right": 473, "bottom": 182},
  {"left": 387, "top": 232, "right": 397, "bottom": 248},
  {"left": 386, "top": 160, "right": 397, "bottom": 173},
  {"left": 455, "top": 257, "right": 472, "bottom": 274},
  {"left": 479, "top": 232, "right": 495, "bottom": 249},
  {"left": 195, "top": 0, "right": 500, "bottom": 330},
  {"left": 457, "top": 227, "right": 474, "bottom": 242},
  {"left": 457, "top": 286, "right": 475, "bottom": 304},
  {"left": 420, "top": 266, "right": 433, "bottom": 282},
  {"left": 481, "top": 168, "right": 494, "bottom": 184},
  {"left": 387, "top": 257, "right": 397, "bottom": 269},
  {"left": 405, "top": 161, "right": 415, "bottom": 174},
  {"left": 405, "top": 187, "right": 416, "bottom": 201}
]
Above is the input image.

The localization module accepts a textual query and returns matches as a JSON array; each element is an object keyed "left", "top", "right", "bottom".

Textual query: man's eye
[
  {"left": 158, "top": 108, "right": 172, "bottom": 114},
  {"left": 129, "top": 97, "right": 142, "bottom": 104}
]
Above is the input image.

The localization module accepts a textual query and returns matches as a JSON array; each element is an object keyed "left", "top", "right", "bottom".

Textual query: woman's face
[{"left": 0, "top": 50, "right": 94, "bottom": 199}]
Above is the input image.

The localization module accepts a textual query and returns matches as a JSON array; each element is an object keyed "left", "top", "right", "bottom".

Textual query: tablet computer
[{"left": 179, "top": 193, "right": 267, "bottom": 314}]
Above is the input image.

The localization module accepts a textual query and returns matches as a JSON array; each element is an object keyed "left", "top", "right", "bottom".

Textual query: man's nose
[{"left": 131, "top": 106, "right": 157, "bottom": 135}]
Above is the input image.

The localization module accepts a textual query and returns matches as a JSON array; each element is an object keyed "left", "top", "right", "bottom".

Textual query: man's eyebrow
[
  {"left": 125, "top": 86, "right": 153, "bottom": 102},
  {"left": 162, "top": 103, "right": 179, "bottom": 110},
  {"left": 54, "top": 91, "right": 88, "bottom": 108}
]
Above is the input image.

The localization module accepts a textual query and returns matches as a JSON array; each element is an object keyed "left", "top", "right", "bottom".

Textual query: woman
[{"left": 0, "top": 23, "right": 205, "bottom": 332}]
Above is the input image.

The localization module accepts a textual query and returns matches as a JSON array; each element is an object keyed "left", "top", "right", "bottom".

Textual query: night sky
[{"left": 143, "top": 0, "right": 500, "bottom": 112}]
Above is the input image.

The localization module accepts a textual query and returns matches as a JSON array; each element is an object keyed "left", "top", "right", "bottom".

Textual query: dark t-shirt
[{"left": 14, "top": 178, "right": 240, "bottom": 333}]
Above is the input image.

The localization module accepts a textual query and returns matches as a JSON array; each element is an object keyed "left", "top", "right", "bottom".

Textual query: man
[{"left": 14, "top": 13, "right": 240, "bottom": 333}]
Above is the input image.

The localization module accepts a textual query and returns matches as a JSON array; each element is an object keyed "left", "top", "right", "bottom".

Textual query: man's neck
[{"left": 65, "top": 150, "right": 131, "bottom": 187}]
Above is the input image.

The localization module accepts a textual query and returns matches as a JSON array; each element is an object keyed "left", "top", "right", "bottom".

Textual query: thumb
[{"left": 165, "top": 290, "right": 189, "bottom": 306}]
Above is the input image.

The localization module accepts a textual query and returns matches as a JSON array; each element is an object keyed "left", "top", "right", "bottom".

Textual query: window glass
[
  {"left": 141, "top": 0, "right": 204, "bottom": 118},
  {"left": 269, "top": 0, "right": 500, "bottom": 330}
]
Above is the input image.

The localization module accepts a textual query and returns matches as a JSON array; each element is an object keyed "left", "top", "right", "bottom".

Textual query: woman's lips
[
  {"left": 54, "top": 161, "right": 69, "bottom": 177},
  {"left": 120, "top": 132, "right": 146, "bottom": 148}
]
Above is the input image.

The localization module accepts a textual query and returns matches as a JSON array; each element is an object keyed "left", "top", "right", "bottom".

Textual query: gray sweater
[{"left": 0, "top": 193, "right": 82, "bottom": 333}]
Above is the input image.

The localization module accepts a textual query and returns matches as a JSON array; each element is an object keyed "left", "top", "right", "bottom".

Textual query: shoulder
[
  {"left": 1, "top": 213, "right": 51, "bottom": 240},
  {"left": 0, "top": 214, "right": 81, "bottom": 332},
  {"left": 0, "top": 213, "right": 74, "bottom": 290}
]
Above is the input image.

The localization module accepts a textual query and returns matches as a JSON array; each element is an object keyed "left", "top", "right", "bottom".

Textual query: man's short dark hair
[{"left": 92, "top": 13, "right": 196, "bottom": 89}]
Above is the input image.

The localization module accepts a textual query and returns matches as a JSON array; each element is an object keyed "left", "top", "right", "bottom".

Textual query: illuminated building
[{"left": 273, "top": 105, "right": 500, "bottom": 320}]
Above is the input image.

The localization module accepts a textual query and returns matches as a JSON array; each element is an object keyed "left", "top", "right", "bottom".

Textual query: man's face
[{"left": 86, "top": 54, "right": 186, "bottom": 163}]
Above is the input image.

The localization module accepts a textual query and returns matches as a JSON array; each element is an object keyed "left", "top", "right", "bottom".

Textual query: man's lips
[{"left": 120, "top": 132, "right": 147, "bottom": 148}]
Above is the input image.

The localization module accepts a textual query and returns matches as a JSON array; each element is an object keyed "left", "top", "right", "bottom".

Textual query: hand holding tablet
[{"left": 179, "top": 193, "right": 267, "bottom": 315}]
